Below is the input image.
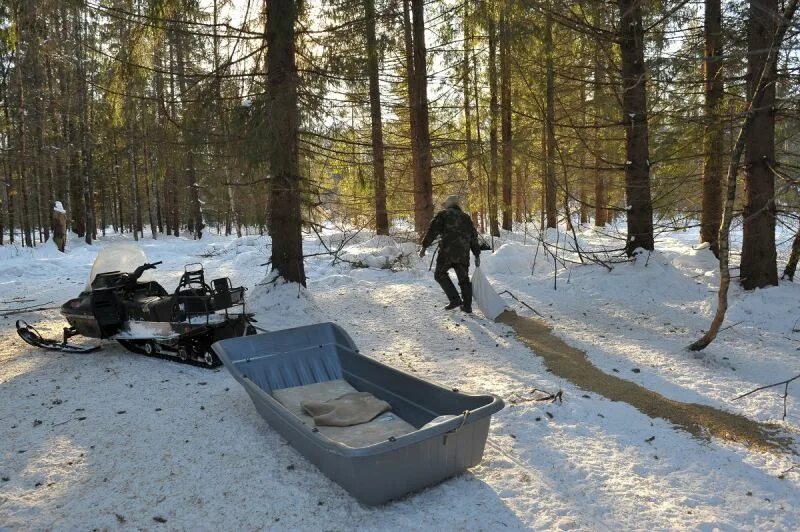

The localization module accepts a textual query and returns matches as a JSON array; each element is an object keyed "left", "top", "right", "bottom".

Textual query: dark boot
[
  {"left": 436, "top": 276, "right": 462, "bottom": 310},
  {"left": 460, "top": 282, "right": 473, "bottom": 313},
  {"left": 444, "top": 300, "right": 462, "bottom": 311}
]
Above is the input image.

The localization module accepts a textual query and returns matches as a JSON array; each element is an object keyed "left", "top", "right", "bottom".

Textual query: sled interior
[{"left": 212, "top": 322, "right": 503, "bottom": 505}]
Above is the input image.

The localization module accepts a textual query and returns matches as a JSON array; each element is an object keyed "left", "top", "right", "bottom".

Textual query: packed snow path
[
  {"left": 498, "top": 311, "right": 792, "bottom": 452},
  {"left": 1, "top": 231, "right": 799, "bottom": 529}
]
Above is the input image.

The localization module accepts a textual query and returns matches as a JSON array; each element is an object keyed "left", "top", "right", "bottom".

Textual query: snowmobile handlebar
[{"left": 124, "top": 261, "right": 163, "bottom": 288}]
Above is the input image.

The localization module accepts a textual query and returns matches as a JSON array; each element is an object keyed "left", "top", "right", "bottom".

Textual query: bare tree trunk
[
  {"left": 14, "top": 8, "right": 33, "bottom": 247},
  {"left": 783, "top": 228, "right": 800, "bottom": 281},
  {"left": 541, "top": 125, "right": 547, "bottom": 230},
  {"left": 593, "top": 46, "right": 606, "bottom": 227},
  {"left": 127, "top": 121, "right": 140, "bottom": 242},
  {"left": 700, "top": 0, "right": 724, "bottom": 255},
  {"left": 471, "top": 31, "right": 486, "bottom": 233},
  {"left": 500, "top": 5, "right": 513, "bottom": 231},
  {"left": 544, "top": 11, "right": 557, "bottom": 229},
  {"left": 30, "top": 4, "right": 46, "bottom": 244},
  {"left": 266, "top": 0, "right": 306, "bottom": 285},
  {"left": 142, "top": 137, "right": 157, "bottom": 240},
  {"left": 402, "top": 0, "right": 421, "bottom": 231},
  {"left": 365, "top": 0, "right": 388, "bottom": 235},
  {"left": 488, "top": 13, "right": 500, "bottom": 236},
  {"left": 174, "top": 26, "right": 202, "bottom": 240},
  {"left": 618, "top": 0, "right": 654, "bottom": 255},
  {"left": 2, "top": 42, "right": 14, "bottom": 244},
  {"left": 76, "top": 8, "right": 93, "bottom": 245},
  {"left": 579, "top": 72, "right": 588, "bottom": 225},
  {"left": 515, "top": 160, "right": 525, "bottom": 223},
  {"left": 462, "top": 0, "right": 475, "bottom": 219},
  {"left": 740, "top": 0, "right": 779, "bottom": 289},
  {"left": 411, "top": 0, "right": 433, "bottom": 232}
]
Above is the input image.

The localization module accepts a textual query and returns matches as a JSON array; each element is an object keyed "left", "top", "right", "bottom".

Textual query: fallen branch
[
  {"left": 1, "top": 305, "right": 59, "bottom": 317},
  {"left": 498, "top": 290, "right": 545, "bottom": 318},
  {"left": 732, "top": 373, "right": 800, "bottom": 420},
  {"left": 719, "top": 321, "right": 743, "bottom": 333},
  {"left": 509, "top": 388, "right": 563, "bottom": 405},
  {"left": 0, "top": 298, "right": 35, "bottom": 304},
  {"left": 0, "top": 301, "right": 54, "bottom": 312}
]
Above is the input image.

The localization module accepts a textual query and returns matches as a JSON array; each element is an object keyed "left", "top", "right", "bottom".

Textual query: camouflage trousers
[{"left": 434, "top": 262, "right": 471, "bottom": 304}]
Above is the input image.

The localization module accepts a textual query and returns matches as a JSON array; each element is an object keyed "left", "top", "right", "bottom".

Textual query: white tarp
[{"left": 471, "top": 267, "right": 508, "bottom": 320}]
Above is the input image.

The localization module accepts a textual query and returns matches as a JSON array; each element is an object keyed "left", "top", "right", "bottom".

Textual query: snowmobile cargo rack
[{"left": 211, "top": 323, "right": 504, "bottom": 505}]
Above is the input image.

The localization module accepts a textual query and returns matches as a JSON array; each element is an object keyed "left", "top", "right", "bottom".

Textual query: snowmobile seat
[
  {"left": 138, "top": 296, "right": 176, "bottom": 322},
  {"left": 212, "top": 278, "right": 244, "bottom": 309},
  {"left": 136, "top": 281, "right": 168, "bottom": 297},
  {"left": 176, "top": 289, "right": 213, "bottom": 319}
]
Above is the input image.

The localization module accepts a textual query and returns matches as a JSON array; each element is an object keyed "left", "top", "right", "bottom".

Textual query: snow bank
[
  {"left": 339, "top": 236, "right": 416, "bottom": 269},
  {"left": 482, "top": 242, "right": 536, "bottom": 276},
  {"left": 728, "top": 282, "right": 800, "bottom": 334},
  {"left": 247, "top": 274, "right": 325, "bottom": 330}
]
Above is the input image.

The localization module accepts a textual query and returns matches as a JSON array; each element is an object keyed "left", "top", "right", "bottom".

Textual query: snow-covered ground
[{"left": 1, "top": 224, "right": 799, "bottom": 530}]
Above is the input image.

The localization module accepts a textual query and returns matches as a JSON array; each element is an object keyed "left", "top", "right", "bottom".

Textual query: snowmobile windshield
[{"left": 86, "top": 243, "right": 152, "bottom": 291}]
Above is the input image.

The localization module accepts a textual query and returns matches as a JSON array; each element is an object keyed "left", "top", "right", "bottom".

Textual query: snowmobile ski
[{"left": 16, "top": 320, "right": 101, "bottom": 354}]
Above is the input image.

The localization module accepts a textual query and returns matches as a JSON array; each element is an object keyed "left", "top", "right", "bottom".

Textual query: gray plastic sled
[{"left": 211, "top": 322, "right": 504, "bottom": 505}]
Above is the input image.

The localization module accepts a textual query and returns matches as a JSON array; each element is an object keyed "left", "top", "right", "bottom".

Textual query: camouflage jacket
[{"left": 421, "top": 206, "right": 481, "bottom": 266}]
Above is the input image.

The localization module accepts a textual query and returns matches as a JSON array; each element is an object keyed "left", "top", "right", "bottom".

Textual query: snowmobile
[{"left": 17, "top": 243, "right": 256, "bottom": 367}]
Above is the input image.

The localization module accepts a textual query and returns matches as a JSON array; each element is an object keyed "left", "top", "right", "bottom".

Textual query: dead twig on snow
[{"left": 732, "top": 373, "right": 800, "bottom": 420}]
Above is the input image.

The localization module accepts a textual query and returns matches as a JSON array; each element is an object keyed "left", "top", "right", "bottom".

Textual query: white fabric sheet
[{"left": 471, "top": 266, "right": 508, "bottom": 320}]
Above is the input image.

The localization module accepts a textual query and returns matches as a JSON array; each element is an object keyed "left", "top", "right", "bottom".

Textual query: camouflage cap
[{"left": 442, "top": 195, "right": 460, "bottom": 208}]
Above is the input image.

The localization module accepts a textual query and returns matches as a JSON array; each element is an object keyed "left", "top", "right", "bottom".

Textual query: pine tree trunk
[
  {"left": 266, "top": 0, "right": 306, "bottom": 285},
  {"left": 365, "top": 0, "right": 388, "bottom": 235},
  {"left": 2, "top": 40, "right": 13, "bottom": 245},
  {"left": 411, "top": 0, "right": 433, "bottom": 233},
  {"left": 700, "top": 0, "right": 724, "bottom": 255},
  {"left": 515, "top": 161, "right": 525, "bottom": 223},
  {"left": 402, "top": 0, "right": 421, "bottom": 231},
  {"left": 155, "top": 181, "right": 163, "bottom": 233},
  {"left": 488, "top": 14, "right": 500, "bottom": 237},
  {"left": 174, "top": 27, "right": 202, "bottom": 239},
  {"left": 618, "top": 0, "right": 654, "bottom": 255},
  {"left": 593, "top": 46, "right": 606, "bottom": 227},
  {"left": 740, "top": 0, "right": 779, "bottom": 289},
  {"left": 544, "top": 11, "right": 557, "bottom": 229},
  {"left": 500, "top": 6, "right": 513, "bottom": 231},
  {"left": 127, "top": 122, "right": 140, "bottom": 242},
  {"left": 14, "top": 8, "right": 33, "bottom": 247},
  {"left": 462, "top": 0, "right": 474, "bottom": 220},
  {"left": 143, "top": 138, "right": 157, "bottom": 240},
  {"left": 471, "top": 32, "right": 486, "bottom": 233},
  {"left": 30, "top": 6, "right": 45, "bottom": 244},
  {"left": 783, "top": 228, "right": 800, "bottom": 281},
  {"left": 76, "top": 8, "right": 93, "bottom": 245},
  {"left": 579, "top": 73, "right": 589, "bottom": 225}
]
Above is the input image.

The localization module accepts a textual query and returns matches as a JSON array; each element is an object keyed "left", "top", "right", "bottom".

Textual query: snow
[{"left": 1, "top": 225, "right": 799, "bottom": 529}]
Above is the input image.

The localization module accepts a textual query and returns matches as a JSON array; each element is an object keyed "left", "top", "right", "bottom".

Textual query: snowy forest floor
[{"left": 1, "top": 223, "right": 799, "bottom": 530}]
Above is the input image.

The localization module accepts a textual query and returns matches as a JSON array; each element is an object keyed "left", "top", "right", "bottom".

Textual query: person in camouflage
[{"left": 419, "top": 195, "right": 481, "bottom": 313}]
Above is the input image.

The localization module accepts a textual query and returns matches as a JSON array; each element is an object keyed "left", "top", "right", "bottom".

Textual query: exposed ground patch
[{"left": 497, "top": 311, "right": 794, "bottom": 453}]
